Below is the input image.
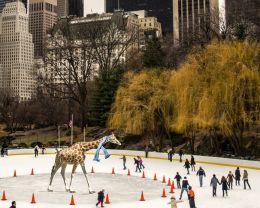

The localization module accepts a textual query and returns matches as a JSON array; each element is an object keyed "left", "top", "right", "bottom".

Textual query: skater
[
  {"left": 184, "top": 159, "right": 190, "bottom": 175},
  {"left": 1, "top": 147, "right": 4, "bottom": 157},
  {"left": 196, "top": 166, "right": 206, "bottom": 187},
  {"left": 169, "top": 149, "right": 174, "bottom": 162},
  {"left": 34, "top": 145, "right": 39, "bottom": 157},
  {"left": 210, "top": 174, "right": 220, "bottom": 197},
  {"left": 188, "top": 186, "right": 196, "bottom": 208},
  {"left": 174, "top": 172, "right": 182, "bottom": 189},
  {"left": 134, "top": 157, "right": 141, "bottom": 172},
  {"left": 190, "top": 155, "right": 196, "bottom": 171},
  {"left": 42, "top": 145, "right": 46, "bottom": 154},
  {"left": 120, "top": 155, "right": 127, "bottom": 170},
  {"left": 179, "top": 176, "right": 189, "bottom": 200},
  {"left": 145, "top": 146, "right": 149, "bottom": 158},
  {"left": 168, "top": 196, "right": 183, "bottom": 208},
  {"left": 10, "top": 201, "right": 16, "bottom": 208},
  {"left": 137, "top": 156, "right": 145, "bottom": 169},
  {"left": 226, "top": 171, "right": 235, "bottom": 189},
  {"left": 167, "top": 147, "right": 172, "bottom": 161},
  {"left": 243, "top": 170, "right": 251, "bottom": 190},
  {"left": 96, "top": 189, "right": 105, "bottom": 207},
  {"left": 220, "top": 176, "right": 228, "bottom": 197},
  {"left": 179, "top": 149, "right": 184, "bottom": 162},
  {"left": 235, "top": 167, "right": 241, "bottom": 186}
]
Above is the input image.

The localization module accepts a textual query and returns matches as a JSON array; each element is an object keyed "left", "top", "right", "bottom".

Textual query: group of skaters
[
  {"left": 168, "top": 155, "right": 252, "bottom": 208},
  {"left": 120, "top": 155, "right": 146, "bottom": 172},
  {"left": 34, "top": 145, "right": 46, "bottom": 157}
]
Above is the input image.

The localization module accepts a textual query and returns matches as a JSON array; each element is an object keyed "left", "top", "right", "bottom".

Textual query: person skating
[
  {"left": 210, "top": 174, "right": 220, "bottom": 197},
  {"left": 137, "top": 156, "right": 145, "bottom": 169},
  {"left": 179, "top": 176, "right": 189, "bottom": 200},
  {"left": 220, "top": 176, "right": 228, "bottom": 197},
  {"left": 10, "top": 201, "right": 16, "bottom": 208},
  {"left": 184, "top": 159, "right": 191, "bottom": 175},
  {"left": 196, "top": 166, "right": 206, "bottom": 187},
  {"left": 167, "top": 147, "right": 172, "bottom": 161},
  {"left": 134, "top": 157, "right": 141, "bottom": 172},
  {"left": 42, "top": 145, "right": 46, "bottom": 154},
  {"left": 167, "top": 196, "right": 183, "bottom": 208},
  {"left": 120, "top": 155, "right": 127, "bottom": 170},
  {"left": 226, "top": 171, "right": 235, "bottom": 189},
  {"left": 169, "top": 149, "right": 174, "bottom": 162},
  {"left": 235, "top": 167, "right": 241, "bottom": 186},
  {"left": 1, "top": 147, "right": 4, "bottom": 157},
  {"left": 190, "top": 155, "right": 196, "bottom": 171},
  {"left": 174, "top": 172, "right": 182, "bottom": 189},
  {"left": 243, "top": 170, "right": 251, "bottom": 190},
  {"left": 145, "top": 146, "right": 149, "bottom": 158},
  {"left": 34, "top": 145, "right": 39, "bottom": 157},
  {"left": 188, "top": 186, "right": 196, "bottom": 208},
  {"left": 179, "top": 149, "right": 183, "bottom": 162},
  {"left": 96, "top": 189, "right": 105, "bottom": 207}
]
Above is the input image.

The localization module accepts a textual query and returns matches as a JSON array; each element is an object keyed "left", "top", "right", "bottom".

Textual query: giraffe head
[{"left": 107, "top": 132, "right": 121, "bottom": 146}]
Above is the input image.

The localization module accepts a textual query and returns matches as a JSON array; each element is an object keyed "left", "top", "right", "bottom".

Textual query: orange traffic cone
[
  {"left": 91, "top": 166, "right": 94, "bottom": 174},
  {"left": 171, "top": 180, "right": 175, "bottom": 189},
  {"left": 153, "top": 173, "right": 157, "bottom": 181},
  {"left": 167, "top": 178, "right": 171, "bottom": 186},
  {"left": 127, "top": 169, "right": 131, "bottom": 176},
  {"left": 140, "top": 191, "right": 145, "bottom": 201},
  {"left": 170, "top": 183, "right": 175, "bottom": 193},
  {"left": 112, "top": 168, "right": 115, "bottom": 175},
  {"left": 161, "top": 188, "right": 167, "bottom": 197},
  {"left": 70, "top": 195, "right": 75, "bottom": 205},
  {"left": 142, "top": 171, "right": 145, "bottom": 178},
  {"left": 1, "top": 191, "right": 7, "bottom": 200},
  {"left": 105, "top": 194, "right": 110, "bottom": 204},
  {"left": 31, "top": 193, "right": 36, "bottom": 204},
  {"left": 162, "top": 175, "right": 166, "bottom": 183},
  {"left": 31, "top": 168, "right": 34, "bottom": 175},
  {"left": 13, "top": 170, "right": 17, "bottom": 177}
]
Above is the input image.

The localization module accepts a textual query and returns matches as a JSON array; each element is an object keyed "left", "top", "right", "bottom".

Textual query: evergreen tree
[{"left": 143, "top": 37, "right": 164, "bottom": 68}]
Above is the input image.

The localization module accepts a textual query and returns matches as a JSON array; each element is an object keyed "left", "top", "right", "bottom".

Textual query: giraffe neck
[{"left": 80, "top": 138, "right": 105, "bottom": 151}]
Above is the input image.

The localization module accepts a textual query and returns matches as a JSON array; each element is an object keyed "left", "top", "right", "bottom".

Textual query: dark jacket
[
  {"left": 191, "top": 157, "right": 195, "bottom": 165},
  {"left": 197, "top": 168, "right": 206, "bottom": 176},
  {"left": 182, "top": 179, "right": 189, "bottom": 189},
  {"left": 235, "top": 169, "right": 241, "bottom": 180},
  {"left": 10, "top": 206, "right": 16, "bottom": 208},
  {"left": 184, "top": 161, "right": 190, "bottom": 168},
  {"left": 97, "top": 191, "right": 104, "bottom": 201},
  {"left": 174, "top": 174, "right": 182, "bottom": 181},
  {"left": 134, "top": 158, "right": 139, "bottom": 165},
  {"left": 221, "top": 178, "right": 228, "bottom": 190}
]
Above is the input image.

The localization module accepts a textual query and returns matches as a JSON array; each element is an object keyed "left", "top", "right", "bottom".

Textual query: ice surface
[{"left": 0, "top": 153, "right": 259, "bottom": 208}]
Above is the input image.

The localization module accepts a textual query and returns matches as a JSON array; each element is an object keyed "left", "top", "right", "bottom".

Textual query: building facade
[
  {"left": 0, "top": 0, "right": 29, "bottom": 14},
  {"left": 173, "top": 0, "right": 219, "bottom": 45},
  {"left": 29, "top": 0, "right": 57, "bottom": 57},
  {"left": 57, "top": 0, "right": 68, "bottom": 17},
  {"left": 0, "top": 0, "right": 5, "bottom": 13},
  {"left": 57, "top": 0, "right": 83, "bottom": 17},
  {"left": 106, "top": 0, "right": 173, "bottom": 35},
  {"left": 0, "top": 1, "right": 35, "bottom": 100}
]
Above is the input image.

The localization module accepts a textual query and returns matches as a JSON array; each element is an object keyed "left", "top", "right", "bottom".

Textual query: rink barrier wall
[{"left": 6, "top": 149, "right": 260, "bottom": 170}]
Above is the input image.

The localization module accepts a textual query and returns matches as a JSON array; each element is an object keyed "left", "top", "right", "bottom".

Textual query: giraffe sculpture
[{"left": 47, "top": 133, "right": 121, "bottom": 193}]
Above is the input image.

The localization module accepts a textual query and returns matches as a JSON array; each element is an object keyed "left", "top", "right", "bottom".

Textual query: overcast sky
[{"left": 84, "top": 0, "right": 105, "bottom": 16}]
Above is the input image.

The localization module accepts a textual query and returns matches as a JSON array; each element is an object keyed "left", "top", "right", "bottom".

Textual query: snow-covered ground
[{"left": 0, "top": 151, "right": 259, "bottom": 208}]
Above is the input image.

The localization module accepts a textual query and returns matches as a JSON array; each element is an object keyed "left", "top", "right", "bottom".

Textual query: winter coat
[
  {"left": 191, "top": 157, "right": 196, "bottom": 165},
  {"left": 168, "top": 198, "right": 182, "bottom": 208},
  {"left": 227, "top": 173, "right": 234, "bottom": 182},
  {"left": 221, "top": 178, "right": 228, "bottom": 190},
  {"left": 174, "top": 174, "right": 182, "bottom": 181},
  {"left": 197, "top": 168, "right": 206, "bottom": 176},
  {"left": 235, "top": 169, "right": 241, "bottom": 180},
  {"left": 243, "top": 172, "right": 248, "bottom": 180},
  {"left": 210, "top": 177, "right": 220, "bottom": 187},
  {"left": 134, "top": 158, "right": 139, "bottom": 165},
  {"left": 97, "top": 191, "right": 104, "bottom": 201},
  {"left": 182, "top": 179, "right": 189, "bottom": 189},
  {"left": 184, "top": 161, "right": 190, "bottom": 169}
]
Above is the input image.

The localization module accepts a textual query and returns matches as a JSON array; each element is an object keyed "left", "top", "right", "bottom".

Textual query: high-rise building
[
  {"left": 57, "top": 0, "right": 83, "bottom": 17},
  {"left": 57, "top": 0, "right": 68, "bottom": 16},
  {"left": 0, "top": 0, "right": 5, "bottom": 13},
  {"left": 0, "top": 1, "right": 35, "bottom": 100},
  {"left": 106, "top": 0, "right": 173, "bottom": 34},
  {"left": 0, "top": 0, "right": 29, "bottom": 13},
  {"left": 173, "top": 0, "right": 219, "bottom": 45},
  {"left": 29, "top": 0, "right": 57, "bottom": 57}
]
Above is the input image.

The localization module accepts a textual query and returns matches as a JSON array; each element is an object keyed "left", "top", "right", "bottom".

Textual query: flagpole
[
  {"left": 71, "top": 114, "right": 73, "bottom": 145},
  {"left": 83, "top": 127, "right": 85, "bottom": 142},
  {"left": 58, "top": 125, "right": 60, "bottom": 150}
]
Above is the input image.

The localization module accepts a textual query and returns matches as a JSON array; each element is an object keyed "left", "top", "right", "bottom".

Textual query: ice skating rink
[{"left": 0, "top": 150, "right": 260, "bottom": 208}]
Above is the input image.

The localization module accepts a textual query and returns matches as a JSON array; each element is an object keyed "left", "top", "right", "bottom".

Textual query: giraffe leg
[
  {"left": 60, "top": 164, "right": 69, "bottom": 191},
  {"left": 80, "top": 162, "right": 95, "bottom": 194},
  {"left": 69, "top": 164, "right": 78, "bottom": 193},
  {"left": 48, "top": 164, "right": 61, "bottom": 191}
]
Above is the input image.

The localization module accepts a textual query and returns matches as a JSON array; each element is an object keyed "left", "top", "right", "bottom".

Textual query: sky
[{"left": 84, "top": 0, "right": 105, "bottom": 16}]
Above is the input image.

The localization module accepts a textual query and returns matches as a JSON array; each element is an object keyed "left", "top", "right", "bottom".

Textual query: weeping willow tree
[
  {"left": 108, "top": 70, "right": 173, "bottom": 150},
  {"left": 169, "top": 41, "right": 260, "bottom": 155},
  {"left": 109, "top": 41, "right": 260, "bottom": 155}
]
